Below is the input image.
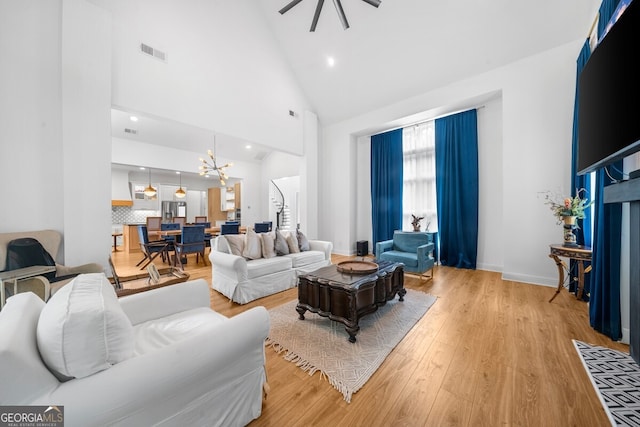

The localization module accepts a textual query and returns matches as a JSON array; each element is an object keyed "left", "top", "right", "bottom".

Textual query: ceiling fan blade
[
  {"left": 279, "top": 0, "right": 305, "bottom": 15},
  {"left": 332, "top": 0, "right": 349, "bottom": 30},
  {"left": 361, "top": 0, "right": 381, "bottom": 7},
  {"left": 310, "top": 0, "right": 325, "bottom": 32}
]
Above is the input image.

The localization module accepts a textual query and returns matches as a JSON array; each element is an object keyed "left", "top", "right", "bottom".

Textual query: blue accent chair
[
  {"left": 376, "top": 231, "right": 435, "bottom": 279},
  {"left": 174, "top": 225, "right": 206, "bottom": 269}
]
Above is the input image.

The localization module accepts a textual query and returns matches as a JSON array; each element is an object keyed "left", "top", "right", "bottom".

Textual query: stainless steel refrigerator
[{"left": 161, "top": 201, "right": 187, "bottom": 222}]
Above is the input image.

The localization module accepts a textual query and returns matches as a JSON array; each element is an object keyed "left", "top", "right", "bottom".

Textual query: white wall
[
  {"left": 321, "top": 40, "right": 583, "bottom": 288},
  {"left": 62, "top": 0, "right": 113, "bottom": 267},
  {"left": 0, "top": 0, "right": 112, "bottom": 269},
  {"left": 0, "top": 1, "right": 65, "bottom": 234},
  {"left": 104, "top": 0, "right": 311, "bottom": 156}
]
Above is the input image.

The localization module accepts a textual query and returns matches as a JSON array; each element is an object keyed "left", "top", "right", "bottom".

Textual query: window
[{"left": 402, "top": 122, "right": 438, "bottom": 232}]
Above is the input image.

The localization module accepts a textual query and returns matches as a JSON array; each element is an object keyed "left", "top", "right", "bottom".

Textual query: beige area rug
[{"left": 265, "top": 289, "right": 437, "bottom": 403}]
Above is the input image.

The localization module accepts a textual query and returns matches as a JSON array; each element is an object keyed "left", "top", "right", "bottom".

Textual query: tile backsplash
[{"left": 112, "top": 206, "right": 160, "bottom": 225}]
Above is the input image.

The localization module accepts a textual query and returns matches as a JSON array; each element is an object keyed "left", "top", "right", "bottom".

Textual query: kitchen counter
[{"left": 123, "top": 224, "right": 143, "bottom": 254}]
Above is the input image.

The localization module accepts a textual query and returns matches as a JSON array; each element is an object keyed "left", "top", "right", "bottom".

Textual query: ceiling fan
[{"left": 279, "top": 0, "right": 381, "bottom": 32}]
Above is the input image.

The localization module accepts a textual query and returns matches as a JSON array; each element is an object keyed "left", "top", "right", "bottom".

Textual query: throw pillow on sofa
[
  {"left": 274, "top": 229, "right": 290, "bottom": 256},
  {"left": 285, "top": 231, "right": 300, "bottom": 254},
  {"left": 36, "top": 273, "right": 134, "bottom": 381},
  {"left": 225, "top": 234, "right": 245, "bottom": 257},
  {"left": 242, "top": 228, "right": 262, "bottom": 260},
  {"left": 260, "top": 231, "right": 277, "bottom": 259},
  {"left": 297, "top": 230, "right": 310, "bottom": 251},
  {"left": 215, "top": 235, "right": 231, "bottom": 254}
]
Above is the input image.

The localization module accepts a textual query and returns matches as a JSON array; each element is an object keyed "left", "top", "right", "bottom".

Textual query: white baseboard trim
[{"left": 501, "top": 272, "right": 557, "bottom": 287}]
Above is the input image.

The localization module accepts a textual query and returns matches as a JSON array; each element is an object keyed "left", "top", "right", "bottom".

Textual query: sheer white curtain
[{"left": 402, "top": 122, "right": 438, "bottom": 232}]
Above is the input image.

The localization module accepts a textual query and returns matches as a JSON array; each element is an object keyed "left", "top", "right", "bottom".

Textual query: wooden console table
[
  {"left": 548, "top": 244, "right": 592, "bottom": 303},
  {"left": 296, "top": 260, "right": 404, "bottom": 342}
]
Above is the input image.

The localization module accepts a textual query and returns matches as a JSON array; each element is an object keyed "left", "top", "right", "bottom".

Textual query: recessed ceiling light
[
  {"left": 139, "top": 167, "right": 145, "bottom": 170},
  {"left": 246, "top": 145, "right": 252, "bottom": 149},
  {"left": 327, "top": 57, "right": 336, "bottom": 67},
  {"left": 130, "top": 116, "right": 138, "bottom": 122}
]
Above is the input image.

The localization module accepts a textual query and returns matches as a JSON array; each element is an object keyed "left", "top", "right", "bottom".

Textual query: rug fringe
[{"left": 266, "top": 337, "right": 353, "bottom": 402}]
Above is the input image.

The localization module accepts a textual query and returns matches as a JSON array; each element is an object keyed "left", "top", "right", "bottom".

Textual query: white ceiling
[
  {"left": 111, "top": 107, "right": 272, "bottom": 164},
  {"left": 256, "top": 0, "right": 598, "bottom": 124},
  {"left": 110, "top": 0, "right": 599, "bottom": 172}
]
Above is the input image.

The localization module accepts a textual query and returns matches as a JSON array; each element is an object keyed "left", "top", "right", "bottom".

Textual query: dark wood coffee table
[{"left": 296, "top": 260, "right": 404, "bottom": 343}]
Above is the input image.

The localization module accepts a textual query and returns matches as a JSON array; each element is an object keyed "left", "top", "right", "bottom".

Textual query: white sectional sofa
[
  {"left": 209, "top": 229, "right": 332, "bottom": 304},
  {"left": 0, "top": 275, "right": 270, "bottom": 427}
]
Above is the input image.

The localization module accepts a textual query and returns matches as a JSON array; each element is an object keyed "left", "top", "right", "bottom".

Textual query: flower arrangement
[{"left": 541, "top": 188, "right": 593, "bottom": 224}]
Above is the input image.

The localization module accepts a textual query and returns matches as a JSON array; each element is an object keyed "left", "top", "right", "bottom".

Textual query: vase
[{"left": 562, "top": 215, "right": 578, "bottom": 247}]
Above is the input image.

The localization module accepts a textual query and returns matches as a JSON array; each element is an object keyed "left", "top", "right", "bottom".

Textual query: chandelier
[
  {"left": 199, "top": 136, "right": 233, "bottom": 186},
  {"left": 279, "top": 0, "right": 381, "bottom": 32}
]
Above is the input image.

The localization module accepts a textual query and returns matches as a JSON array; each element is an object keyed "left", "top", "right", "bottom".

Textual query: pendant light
[
  {"left": 143, "top": 168, "right": 157, "bottom": 197},
  {"left": 175, "top": 172, "right": 186, "bottom": 198}
]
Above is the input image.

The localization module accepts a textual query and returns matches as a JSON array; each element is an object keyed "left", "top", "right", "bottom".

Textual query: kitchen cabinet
[
  {"left": 221, "top": 187, "right": 235, "bottom": 211},
  {"left": 234, "top": 183, "right": 241, "bottom": 210},
  {"left": 131, "top": 183, "right": 159, "bottom": 210},
  {"left": 208, "top": 188, "right": 228, "bottom": 223},
  {"left": 208, "top": 183, "right": 241, "bottom": 222},
  {"left": 160, "top": 185, "right": 188, "bottom": 202}
]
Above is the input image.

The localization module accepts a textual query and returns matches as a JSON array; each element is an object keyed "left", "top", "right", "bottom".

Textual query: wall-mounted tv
[{"left": 577, "top": 0, "right": 640, "bottom": 175}]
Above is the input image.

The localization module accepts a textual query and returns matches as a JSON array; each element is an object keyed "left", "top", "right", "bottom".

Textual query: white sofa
[
  {"left": 0, "top": 276, "right": 270, "bottom": 427},
  {"left": 210, "top": 230, "right": 333, "bottom": 304}
]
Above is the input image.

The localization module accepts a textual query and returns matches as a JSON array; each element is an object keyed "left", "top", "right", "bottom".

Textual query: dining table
[
  {"left": 158, "top": 227, "right": 218, "bottom": 238},
  {"left": 157, "top": 226, "right": 247, "bottom": 238}
]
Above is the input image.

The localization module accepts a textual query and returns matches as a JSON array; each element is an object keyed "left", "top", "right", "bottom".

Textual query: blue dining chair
[
  {"left": 174, "top": 225, "right": 206, "bottom": 268},
  {"left": 136, "top": 225, "right": 169, "bottom": 270},
  {"left": 220, "top": 223, "right": 239, "bottom": 235},
  {"left": 160, "top": 222, "right": 181, "bottom": 242},
  {"left": 199, "top": 222, "right": 213, "bottom": 248},
  {"left": 160, "top": 222, "right": 181, "bottom": 257},
  {"left": 254, "top": 222, "right": 270, "bottom": 233}
]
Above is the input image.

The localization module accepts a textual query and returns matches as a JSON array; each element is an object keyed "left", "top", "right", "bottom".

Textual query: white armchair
[{"left": 0, "top": 276, "right": 270, "bottom": 427}]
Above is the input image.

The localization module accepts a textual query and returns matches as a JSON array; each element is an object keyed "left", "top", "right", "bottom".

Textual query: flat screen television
[{"left": 577, "top": 0, "right": 640, "bottom": 175}]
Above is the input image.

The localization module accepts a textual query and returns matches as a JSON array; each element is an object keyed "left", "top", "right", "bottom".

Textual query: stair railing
[{"left": 270, "top": 180, "right": 286, "bottom": 229}]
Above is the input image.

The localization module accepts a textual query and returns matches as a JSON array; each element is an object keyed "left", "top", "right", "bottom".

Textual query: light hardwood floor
[{"left": 110, "top": 248, "right": 629, "bottom": 426}]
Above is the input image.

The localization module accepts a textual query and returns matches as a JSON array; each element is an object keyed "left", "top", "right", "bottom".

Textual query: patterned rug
[
  {"left": 573, "top": 340, "right": 640, "bottom": 426},
  {"left": 266, "top": 289, "right": 436, "bottom": 403}
]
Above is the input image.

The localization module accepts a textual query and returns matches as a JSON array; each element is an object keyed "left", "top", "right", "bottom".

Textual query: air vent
[
  {"left": 124, "top": 128, "right": 138, "bottom": 135},
  {"left": 140, "top": 43, "right": 167, "bottom": 63}
]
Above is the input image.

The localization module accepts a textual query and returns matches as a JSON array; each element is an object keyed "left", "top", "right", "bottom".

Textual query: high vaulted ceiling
[
  {"left": 256, "top": 0, "right": 599, "bottom": 124},
  {"left": 107, "top": 0, "right": 600, "bottom": 169}
]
